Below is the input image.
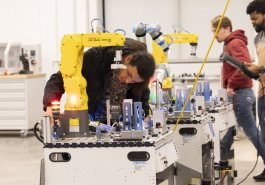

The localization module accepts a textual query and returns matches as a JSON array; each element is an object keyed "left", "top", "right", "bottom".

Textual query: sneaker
[{"left": 253, "top": 169, "right": 265, "bottom": 181}]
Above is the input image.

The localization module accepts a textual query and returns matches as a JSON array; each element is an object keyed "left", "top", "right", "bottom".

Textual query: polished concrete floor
[{"left": 0, "top": 133, "right": 264, "bottom": 185}]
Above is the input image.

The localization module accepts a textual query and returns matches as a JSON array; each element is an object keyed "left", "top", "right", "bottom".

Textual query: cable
[
  {"left": 33, "top": 121, "right": 44, "bottom": 144},
  {"left": 173, "top": 0, "right": 232, "bottom": 132},
  {"left": 102, "top": 28, "right": 110, "bottom": 33},
  {"left": 114, "top": 29, "right": 126, "bottom": 35},
  {"left": 90, "top": 18, "right": 104, "bottom": 33},
  {"left": 88, "top": 113, "right": 94, "bottom": 121},
  {"left": 236, "top": 159, "right": 258, "bottom": 185}
]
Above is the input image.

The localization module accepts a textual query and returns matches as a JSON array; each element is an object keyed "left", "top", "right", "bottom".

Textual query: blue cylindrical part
[
  {"left": 196, "top": 81, "right": 202, "bottom": 96},
  {"left": 175, "top": 89, "right": 183, "bottom": 111},
  {"left": 123, "top": 102, "right": 132, "bottom": 130},
  {"left": 184, "top": 87, "right": 191, "bottom": 112},
  {"left": 204, "top": 81, "right": 211, "bottom": 102},
  {"left": 133, "top": 102, "right": 143, "bottom": 130},
  {"left": 195, "top": 83, "right": 199, "bottom": 96}
]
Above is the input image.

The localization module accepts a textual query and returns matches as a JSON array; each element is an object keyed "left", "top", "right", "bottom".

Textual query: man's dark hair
[
  {"left": 127, "top": 51, "right": 155, "bottom": 97},
  {"left": 122, "top": 38, "right": 147, "bottom": 56},
  {"left": 247, "top": 0, "right": 265, "bottom": 15},
  {"left": 129, "top": 51, "right": 155, "bottom": 82}
]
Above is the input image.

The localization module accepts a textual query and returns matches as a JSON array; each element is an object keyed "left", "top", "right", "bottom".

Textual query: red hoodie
[{"left": 222, "top": 29, "right": 253, "bottom": 89}]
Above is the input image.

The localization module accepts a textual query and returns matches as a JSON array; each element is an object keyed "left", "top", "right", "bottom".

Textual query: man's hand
[
  {"left": 227, "top": 87, "right": 235, "bottom": 97},
  {"left": 244, "top": 63, "right": 260, "bottom": 75}
]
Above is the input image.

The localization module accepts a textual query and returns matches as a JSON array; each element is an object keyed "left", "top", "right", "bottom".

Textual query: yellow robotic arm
[
  {"left": 60, "top": 33, "right": 125, "bottom": 111},
  {"left": 152, "top": 33, "right": 199, "bottom": 64},
  {"left": 153, "top": 33, "right": 198, "bottom": 89},
  {"left": 165, "top": 33, "right": 198, "bottom": 45},
  {"left": 165, "top": 33, "right": 198, "bottom": 56},
  {"left": 58, "top": 32, "right": 125, "bottom": 136}
]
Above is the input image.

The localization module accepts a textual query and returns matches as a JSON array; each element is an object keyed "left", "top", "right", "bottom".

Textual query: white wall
[
  {"left": 0, "top": 0, "right": 89, "bottom": 78},
  {"left": 104, "top": 0, "right": 180, "bottom": 56},
  {"left": 180, "top": 0, "right": 255, "bottom": 59},
  {"left": 104, "top": 0, "right": 255, "bottom": 59},
  {"left": 0, "top": 0, "right": 41, "bottom": 44},
  {"left": 40, "top": 0, "right": 89, "bottom": 78},
  {"left": 0, "top": 0, "right": 256, "bottom": 79}
]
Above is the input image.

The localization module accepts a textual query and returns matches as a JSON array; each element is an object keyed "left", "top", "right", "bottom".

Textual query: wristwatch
[{"left": 260, "top": 65, "right": 265, "bottom": 74}]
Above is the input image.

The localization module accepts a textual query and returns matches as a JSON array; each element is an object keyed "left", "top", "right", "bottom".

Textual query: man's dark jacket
[{"left": 43, "top": 38, "right": 150, "bottom": 116}]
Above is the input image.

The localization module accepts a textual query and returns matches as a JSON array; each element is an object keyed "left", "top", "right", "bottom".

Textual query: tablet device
[{"left": 222, "top": 53, "right": 260, "bottom": 80}]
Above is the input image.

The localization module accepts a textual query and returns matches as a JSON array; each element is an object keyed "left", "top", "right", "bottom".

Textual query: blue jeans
[
  {"left": 258, "top": 95, "right": 265, "bottom": 144},
  {"left": 234, "top": 89, "right": 265, "bottom": 164},
  {"left": 220, "top": 126, "right": 235, "bottom": 161}
]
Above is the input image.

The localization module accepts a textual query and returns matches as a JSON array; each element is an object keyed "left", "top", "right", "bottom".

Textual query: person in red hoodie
[{"left": 211, "top": 15, "right": 265, "bottom": 181}]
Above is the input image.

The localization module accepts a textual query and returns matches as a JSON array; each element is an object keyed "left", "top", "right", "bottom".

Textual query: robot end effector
[{"left": 133, "top": 23, "right": 170, "bottom": 54}]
